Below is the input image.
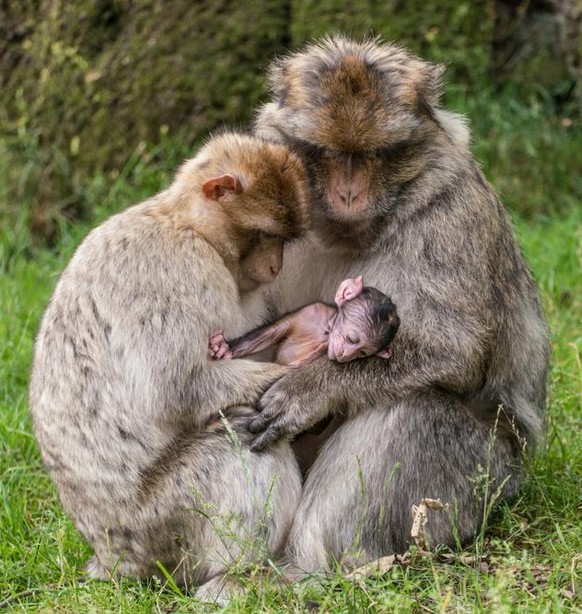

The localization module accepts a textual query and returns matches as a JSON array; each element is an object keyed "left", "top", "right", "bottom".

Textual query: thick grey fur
[{"left": 251, "top": 36, "right": 550, "bottom": 574}]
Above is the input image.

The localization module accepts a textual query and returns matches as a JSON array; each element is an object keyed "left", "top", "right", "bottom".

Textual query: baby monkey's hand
[{"left": 208, "top": 329, "right": 232, "bottom": 360}]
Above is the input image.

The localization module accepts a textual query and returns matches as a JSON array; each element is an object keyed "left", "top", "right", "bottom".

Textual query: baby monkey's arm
[
  {"left": 209, "top": 302, "right": 335, "bottom": 367},
  {"left": 209, "top": 314, "right": 295, "bottom": 361}
]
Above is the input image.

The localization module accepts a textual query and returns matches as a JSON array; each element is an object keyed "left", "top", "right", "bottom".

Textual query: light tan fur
[{"left": 29, "top": 132, "right": 309, "bottom": 599}]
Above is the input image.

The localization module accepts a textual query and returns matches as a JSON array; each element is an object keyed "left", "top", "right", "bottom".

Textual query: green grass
[{"left": 1, "top": 114, "right": 581, "bottom": 611}]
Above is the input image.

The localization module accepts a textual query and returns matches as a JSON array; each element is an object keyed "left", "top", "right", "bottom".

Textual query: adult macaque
[
  {"left": 251, "top": 36, "right": 550, "bottom": 573},
  {"left": 29, "top": 132, "right": 310, "bottom": 600},
  {"left": 209, "top": 276, "right": 399, "bottom": 367}
]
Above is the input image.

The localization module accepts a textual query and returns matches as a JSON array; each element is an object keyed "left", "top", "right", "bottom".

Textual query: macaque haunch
[{"left": 209, "top": 276, "right": 400, "bottom": 368}]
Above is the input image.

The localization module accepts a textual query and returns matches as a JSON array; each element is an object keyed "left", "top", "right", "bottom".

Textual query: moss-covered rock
[
  {"left": 0, "top": 0, "right": 579, "bottom": 241},
  {"left": 2, "top": 0, "right": 290, "bottom": 166},
  {"left": 493, "top": 0, "right": 582, "bottom": 103},
  {"left": 0, "top": 0, "right": 289, "bottom": 240}
]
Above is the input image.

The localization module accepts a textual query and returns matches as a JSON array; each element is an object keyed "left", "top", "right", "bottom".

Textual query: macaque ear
[
  {"left": 334, "top": 276, "right": 364, "bottom": 306},
  {"left": 202, "top": 174, "right": 243, "bottom": 202},
  {"left": 376, "top": 347, "right": 392, "bottom": 359}
]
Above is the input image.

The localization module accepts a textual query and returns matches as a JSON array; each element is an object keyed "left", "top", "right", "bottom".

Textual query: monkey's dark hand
[{"left": 249, "top": 367, "right": 334, "bottom": 451}]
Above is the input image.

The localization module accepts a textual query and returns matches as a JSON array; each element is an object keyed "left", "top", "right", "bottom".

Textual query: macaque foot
[
  {"left": 208, "top": 329, "right": 232, "bottom": 360},
  {"left": 195, "top": 574, "right": 245, "bottom": 605}
]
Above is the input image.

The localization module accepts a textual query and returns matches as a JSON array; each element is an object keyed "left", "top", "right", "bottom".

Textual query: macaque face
[
  {"left": 295, "top": 147, "right": 391, "bottom": 251},
  {"left": 237, "top": 233, "right": 285, "bottom": 293},
  {"left": 199, "top": 140, "right": 309, "bottom": 295},
  {"left": 303, "top": 146, "right": 421, "bottom": 227},
  {"left": 327, "top": 295, "right": 399, "bottom": 363},
  {"left": 301, "top": 149, "right": 382, "bottom": 222}
]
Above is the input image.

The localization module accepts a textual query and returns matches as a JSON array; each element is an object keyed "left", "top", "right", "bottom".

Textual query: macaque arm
[
  {"left": 227, "top": 313, "right": 295, "bottom": 358},
  {"left": 250, "top": 264, "right": 489, "bottom": 450},
  {"left": 133, "top": 302, "right": 288, "bottom": 428},
  {"left": 250, "top": 321, "right": 485, "bottom": 450},
  {"left": 149, "top": 355, "right": 289, "bottom": 430},
  {"left": 188, "top": 358, "right": 288, "bottom": 425}
]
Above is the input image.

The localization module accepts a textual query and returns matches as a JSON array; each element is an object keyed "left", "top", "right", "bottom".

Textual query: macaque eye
[
  {"left": 300, "top": 141, "right": 326, "bottom": 159},
  {"left": 260, "top": 231, "right": 277, "bottom": 240},
  {"left": 346, "top": 333, "right": 360, "bottom": 345}
]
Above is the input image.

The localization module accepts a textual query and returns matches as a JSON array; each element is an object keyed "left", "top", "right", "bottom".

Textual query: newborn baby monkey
[{"left": 209, "top": 276, "right": 399, "bottom": 367}]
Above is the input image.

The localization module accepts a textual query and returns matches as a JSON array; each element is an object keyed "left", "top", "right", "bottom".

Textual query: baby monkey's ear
[
  {"left": 376, "top": 347, "right": 393, "bottom": 359},
  {"left": 334, "top": 275, "right": 364, "bottom": 307},
  {"left": 202, "top": 174, "right": 243, "bottom": 202}
]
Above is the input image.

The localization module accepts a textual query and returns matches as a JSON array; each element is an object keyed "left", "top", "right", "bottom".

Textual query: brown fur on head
[
  {"left": 170, "top": 132, "right": 309, "bottom": 292},
  {"left": 172, "top": 132, "right": 310, "bottom": 291},
  {"left": 262, "top": 35, "right": 446, "bottom": 152},
  {"left": 174, "top": 132, "right": 310, "bottom": 244},
  {"left": 254, "top": 37, "right": 471, "bottom": 252}
]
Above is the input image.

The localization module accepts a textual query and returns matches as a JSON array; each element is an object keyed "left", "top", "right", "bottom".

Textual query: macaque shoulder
[
  {"left": 288, "top": 302, "right": 336, "bottom": 341},
  {"left": 62, "top": 205, "right": 240, "bottom": 334}
]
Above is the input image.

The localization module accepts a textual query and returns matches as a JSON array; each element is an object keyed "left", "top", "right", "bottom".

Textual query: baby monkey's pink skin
[{"left": 208, "top": 276, "right": 399, "bottom": 368}]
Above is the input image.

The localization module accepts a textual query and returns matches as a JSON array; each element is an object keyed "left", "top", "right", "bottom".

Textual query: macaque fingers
[
  {"left": 248, "top": 412, "right": 274, "bottom": 434},
  {"left": 208, "top": 329, "right": 232, "bottom": 360},
  {"left": 215, "top": 346, "right": 232, "bottom": 360},
  {"left": 250, "top": 426, "right": 283, "bottom": 452},
  {"left": 250, "top": 408, "right": 309, "bottom": 450},
  {"left": 210, "top": 329, "right": 225, "bottom": 342},
  {"left": 249, "top": 402, "right": 309, "bottom": 449}
]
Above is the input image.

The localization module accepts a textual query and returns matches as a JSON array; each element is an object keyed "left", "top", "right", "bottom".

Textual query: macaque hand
[
  {"left": 208, "top": 329, "right": 232, "bottom": 360},
  {"left": 249, "top": 369, "right": 332, "bottom": 451}
]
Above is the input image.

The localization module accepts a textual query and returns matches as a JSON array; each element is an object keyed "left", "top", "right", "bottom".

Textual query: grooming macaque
[
  {"left": 29, "top": 132, "right": 310, "bottom": 600},
  {"left": 209, "top": 276, "right": 399, "bottom": 367},
  {"left": 249, "top": 36, "right": 549, "bottom": 574}
]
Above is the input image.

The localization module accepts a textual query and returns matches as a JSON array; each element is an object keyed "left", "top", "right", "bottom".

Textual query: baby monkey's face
[{"left": 327, "top": 294, "right": 399, "bottom": 363}]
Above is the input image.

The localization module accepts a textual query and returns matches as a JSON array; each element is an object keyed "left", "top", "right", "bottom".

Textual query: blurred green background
[
  {"left": 1, "top": 0, "right": 581, "bottom": 247},
  {"left": 1, "top": 3, "right": 581, "bottom": 610}
]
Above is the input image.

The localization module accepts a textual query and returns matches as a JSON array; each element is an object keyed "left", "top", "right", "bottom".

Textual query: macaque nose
[
  {"left": 336, "top": 184, "right": 363, "bottom": 208},
  {"left": 263, "top": 251, "right": 282, "bottom": 281},
  {"left": 328, "top": 157, "right": 370, "bottom": 216},
  {"left": 269, "top": 256, "right": 281, "bottom": 277},
  {"left": 328, "top": 340, "right": 346, "bottom": 362}
]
